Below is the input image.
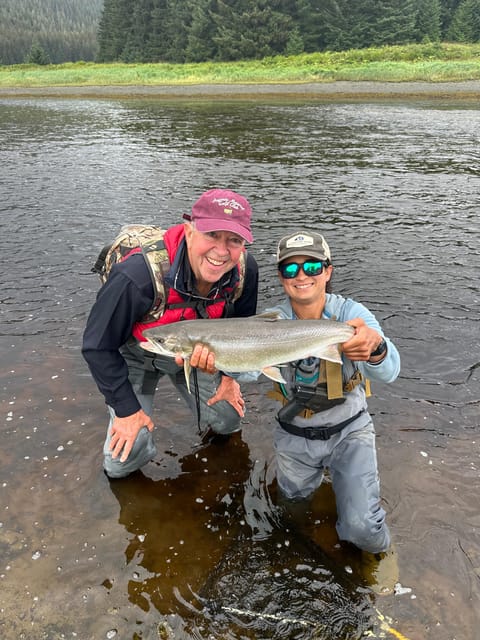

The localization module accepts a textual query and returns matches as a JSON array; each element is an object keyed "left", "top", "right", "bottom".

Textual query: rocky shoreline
[{"left": 1, "top": 80, "right": 480, "bottom": 99}]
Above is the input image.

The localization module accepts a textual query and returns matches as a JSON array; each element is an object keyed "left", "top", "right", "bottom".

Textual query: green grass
[{"left": 1, "top": 42, "right": 480, "bottom": 87}]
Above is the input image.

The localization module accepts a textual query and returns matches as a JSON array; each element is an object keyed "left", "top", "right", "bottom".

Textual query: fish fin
[
  {"left": 253, "top": 311, "right": 283, "bottom": 321},
  {"left": 184, "top": 358, "right": 191, "bottom": 393},
  {"left": 261, "top": 366, "right": 287, "bottom": 383},
  {"left": 316, "top": 344, "right": 343, "bottom": 364}
]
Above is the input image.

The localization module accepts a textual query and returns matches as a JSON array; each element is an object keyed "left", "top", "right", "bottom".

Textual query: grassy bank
[{"left": 1, "top": 43, "right": 480, "bottom": 88}]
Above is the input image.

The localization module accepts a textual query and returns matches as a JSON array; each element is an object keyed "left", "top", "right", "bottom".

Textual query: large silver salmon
[{"left": 139, "top": 315, "right": 354, "bottom": 390}]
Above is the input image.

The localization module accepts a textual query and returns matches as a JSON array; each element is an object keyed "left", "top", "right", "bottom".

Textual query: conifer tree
[
  {"left": 448, "top": 0, "right": 480, "bottom": 41},
  {"left": 185, "top": 0, "right": 218, "bottom": 62},
  {"left": 25, "top": 41, "right": 51, "bottom": 65},
  {"left": 212, "top": 0, "right": 292, "bottom": 60},
  {"left": 122, "top": 0, "right": 154, "bottom": 62},
  {"left": 415, "top": 0, "right": 441, "bottom": 42},
  {"left": 97, "top": 0, "right": 132, "bottom": 62},
  {"left": 145, "top": 0, "right": 169, "bottom": 61}
]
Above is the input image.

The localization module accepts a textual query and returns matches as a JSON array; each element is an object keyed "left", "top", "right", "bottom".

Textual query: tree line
[
  {"left": 1, "top": 0, "right": 479, "bottom": 66},
  {"left": 97, "top": 0, "right": 480, "bottom": 64}
]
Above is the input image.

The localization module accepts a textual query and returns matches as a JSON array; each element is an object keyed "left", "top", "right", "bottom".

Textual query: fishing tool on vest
[{"left": 277, "top": 357, "right": 347, "bottom": 424}]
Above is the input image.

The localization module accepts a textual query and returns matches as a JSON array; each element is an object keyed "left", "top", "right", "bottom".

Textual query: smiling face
[
  {"left": 184, "top": 222, "right": 245, "bottom": 294},
  {"left": 278, "top": 254, "right": 333, "bottom": 317}
]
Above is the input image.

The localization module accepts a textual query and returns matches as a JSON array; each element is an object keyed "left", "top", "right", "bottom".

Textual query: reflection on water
[
  {"left": 108, "top": 434, "right": 252, "bottom": 613},
  {"left": 0, "top": 96, "right": 479, "bottom": 639}
]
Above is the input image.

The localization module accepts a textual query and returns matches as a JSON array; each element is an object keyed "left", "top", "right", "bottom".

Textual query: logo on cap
[
  {"left": 212, "top": 196, "right": 245, "bottom": 216},
  {"left": 286, "top": 234, "right": 315, "bottom": 248}
]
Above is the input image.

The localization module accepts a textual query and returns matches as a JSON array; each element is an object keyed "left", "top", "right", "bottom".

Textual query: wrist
[{"left": 368, "top": 338, "right": 387, "bottom": 364}]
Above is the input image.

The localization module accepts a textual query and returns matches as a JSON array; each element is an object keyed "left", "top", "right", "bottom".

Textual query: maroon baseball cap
[{"left": 185, "top": 188, "right": 253, "bottom": 243}]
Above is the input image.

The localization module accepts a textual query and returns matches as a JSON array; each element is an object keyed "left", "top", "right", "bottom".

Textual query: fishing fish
[{"left": 139, "top": 314, "right": 355, "bottom": 391}]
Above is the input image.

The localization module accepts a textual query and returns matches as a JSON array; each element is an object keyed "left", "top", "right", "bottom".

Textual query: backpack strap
[
  {"left": 232, "top": 250, "right": 246, "bottom": 302},
  {"left": 91, "top": 244, "right": 112, "bottom": 276},
  {"left": 140, "top": 236, "right": 170, "bottom": 317},
  {"left": 92, "top": 225, "right": 171, "bottom": 317}
]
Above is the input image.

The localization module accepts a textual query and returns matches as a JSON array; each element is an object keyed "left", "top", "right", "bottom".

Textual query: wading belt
[{"left": 277, "top": 409, "right": 365, "bottom": 441}]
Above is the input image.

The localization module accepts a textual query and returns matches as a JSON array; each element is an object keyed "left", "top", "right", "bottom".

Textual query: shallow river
[{"left": 0, "top": 94, "right": 479, "bottom": 640}]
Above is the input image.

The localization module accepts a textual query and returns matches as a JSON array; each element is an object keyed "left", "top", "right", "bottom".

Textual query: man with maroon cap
[{"left": 82, "top": 189, "right": 258, "bottom": 478}]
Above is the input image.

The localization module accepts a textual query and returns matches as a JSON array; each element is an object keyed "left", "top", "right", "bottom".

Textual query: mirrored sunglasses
[{"left": 278, "top": 260, "right": 326, "bottom": 279}]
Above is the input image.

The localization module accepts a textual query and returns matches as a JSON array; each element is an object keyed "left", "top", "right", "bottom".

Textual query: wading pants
[
  {"left": 103, "top": 339, "right": 241, "bottom": 478},
  {"left": 274, "top": 418, "right": 391, "bottom": 554}
]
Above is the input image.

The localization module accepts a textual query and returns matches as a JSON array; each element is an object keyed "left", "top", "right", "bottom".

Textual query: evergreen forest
[
  {"left": 97, "top": 0, "right": 480, "bottom": 63},
  {"left": 0, "top": 0, "right": 103, "bottom": 65},
  {"left": 2, "top": 0, "right": 480, "bottom": 66}
]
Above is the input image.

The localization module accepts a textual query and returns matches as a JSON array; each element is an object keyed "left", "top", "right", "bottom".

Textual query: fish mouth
[{"left": 140, "top": 338, "right": 174, "bottom": 356}]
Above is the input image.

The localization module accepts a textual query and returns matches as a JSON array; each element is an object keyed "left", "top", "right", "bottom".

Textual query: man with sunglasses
[
  {"left": 82, "top": 189, "right": 258, "bottom": 479},
  {"left": 268, "top": 230, "right": 401, "bottom": 594}
]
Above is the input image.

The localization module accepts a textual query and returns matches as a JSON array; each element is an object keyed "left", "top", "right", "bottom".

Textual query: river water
[{"left": 0, "top": 94, "right": 479, "bottom": 640}]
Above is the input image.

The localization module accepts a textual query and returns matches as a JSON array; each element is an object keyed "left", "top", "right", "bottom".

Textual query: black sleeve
[
  {"left": 233, "top": 251, "right": 259, "bottom": 317},
  {"left": 81, "top": 255, "right": 154, "bottom": 417}
]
